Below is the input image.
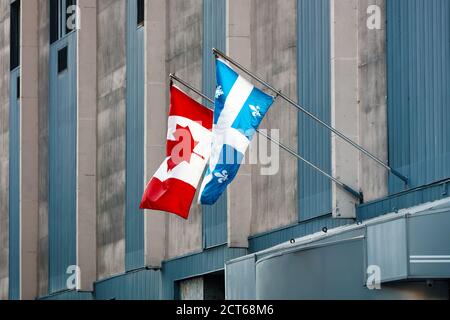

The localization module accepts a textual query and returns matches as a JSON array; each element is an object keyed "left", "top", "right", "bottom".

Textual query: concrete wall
[
  {"left": 357, "top": 0, "right": 388, "bottom": 202},
  {"left": 331, "top": 0, "right": 360, "bottom": 217},
  {"left": 249, "top": 0, "right": 298, "bottom": 234},
  {"left": 166, "top": 0, "right": 203, "bottom": 259},
  {"left": 37, "top": 0, "right": 49, "bottom": 297},
  {"left": 20, "top": 0, "right": 40, "bottom": 299},
  {"left": 226, "top": 0, "right": 252, "bottom": 247},
  {"left": 77, "top": 0, "right": 97, "bottom": 291},
  {"left": 144, "top": 0, "right": 167, "bottom": 268},
  {"left": 179, "top": 277, "right": 204, "bottom": 300},
  {"left": 97, "top": 0, "right": 127, "bottom": 279},
  {"left": 0, "top": 0, "right": 9, "bottom": 300},
  {"left": 331, "top": 0, "right": 388, "bottom": 218}
]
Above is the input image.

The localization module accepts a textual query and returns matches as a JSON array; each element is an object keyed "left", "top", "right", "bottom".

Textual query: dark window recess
[
  {"left": 58, "top": 46, "right": 68, "bottom": 73},
  {"left": 50, "top": 0, "right": 77, "bottom": 43},
  {"left": 17, "top": 77, "right": 20, "bottom": 100},
  {"left": 50, "top": 0, "right": 59, "bottom": 44},
  {"left": 203, "top": 272, "right": 225, "bottom": 300},
  {"left": 137, "top": 0, "right": 144, "bottom": 26},
  {"left": 10, "top": 0, "right": 20, "bottom": 70},
  {"left": 65, "top": 0, "right": 77, "bottom": 35}
]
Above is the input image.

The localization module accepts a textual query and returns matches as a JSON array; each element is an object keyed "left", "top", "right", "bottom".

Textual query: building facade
[{"left": 0, "top": 0, "right": 449, "bottom": 300}]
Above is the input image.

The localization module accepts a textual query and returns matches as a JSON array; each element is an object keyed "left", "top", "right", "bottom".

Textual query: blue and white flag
[{"left": 199, "top": 59, "right": 274, "bottom": 205}]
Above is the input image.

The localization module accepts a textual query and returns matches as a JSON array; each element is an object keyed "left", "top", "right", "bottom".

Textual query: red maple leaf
[{"left": 166, "top": 124, "right": 203, "bottom": 171}]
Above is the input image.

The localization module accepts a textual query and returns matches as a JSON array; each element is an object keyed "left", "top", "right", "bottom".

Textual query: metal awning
[{"left": 225, "top": 197, "right": 450, "bottom": 299}]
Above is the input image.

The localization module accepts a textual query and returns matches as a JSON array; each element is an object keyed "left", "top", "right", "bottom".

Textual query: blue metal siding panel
[
  {"left": 387, "top": 0, "right": 450, "bottom": 193},
  {"left": 125, "top": 0, "right": 145, "bottom": 271},
  {"left": 357, "top": 179, "right": 450, "bottom": 221},
  {"left": 297, "top": 0, "right": 332, "bottom": 220},
  {"left": 39, "top": 290, "right": 93, "bottom": 300},
  {"left": 248, "top": 215, "right": 353, "bottom": 253},
  {"left": 8, "top": 67, "right": 20, "bottom": 300},
  {"left": 49, "top": 33, "right": 77, "bottom": 293},
  {"left": 202, "top": 0, "right": 227, "bottom": 248},
  {"left": 94, "top": 269, "right": 160, "bottom": 300}
]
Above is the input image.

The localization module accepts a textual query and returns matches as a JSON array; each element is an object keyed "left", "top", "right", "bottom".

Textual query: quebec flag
[{"left": 199, "top": 59, "right": 274, "bottom": 205}]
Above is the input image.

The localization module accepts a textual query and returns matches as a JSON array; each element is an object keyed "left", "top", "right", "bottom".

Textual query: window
[
  {"left": 50, "top": 0, "right": 77, "bottom": 44},
  {"left": 50, "top": 0, "right": 59, "bottom": 43},
  {"left": 58, "top": 46, "right": 68, "bottom": 73},
  {"left": 137, "top": 0, "right": 144, "bottom": 26},
  {"left": 10, "top": 0, "right": 20, "bottom": 70},
  {"left": 17, "top": 77, "right": 20, "bottom": 99}
]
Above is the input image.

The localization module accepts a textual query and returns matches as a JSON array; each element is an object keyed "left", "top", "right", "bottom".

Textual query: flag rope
[
  {"left": 169, "top": 73, "right": 364, "bottom": 203},
  {"left": 211, "top": 48, "right": 409, "bottom": 188}
]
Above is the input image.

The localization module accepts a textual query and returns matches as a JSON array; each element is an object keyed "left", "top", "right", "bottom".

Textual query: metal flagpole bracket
[
  {"left": 211, "top": 47, "right": 409, "bottom": 188},
  {"left": 274, "top": 90, "right": 282, "bottom": 99},
  {"left": 169, "top": 73, "right": 364, "bottom": 203}
]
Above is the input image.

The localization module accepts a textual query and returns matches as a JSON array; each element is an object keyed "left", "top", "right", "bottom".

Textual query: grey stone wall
[
  {"left": 331, "top": 0, "right": 388, "bottom": 217},
  {"left": 166, "top": 0, "right": 203, "bottom": 259},
  {"left": 249, "top": 0, "right": 298, "bottom": 235},
  {"left": 97, "top": 0, "right": 127, "bottom": 279},
  {"left": 357, "top": 0, "right": 388, "bottom": 202},
  {"left": 37, "top": 0, "right": 49, "bottom": 297},
  {"left": 0, "top": 0, "right": 9, "bottom": 300}
]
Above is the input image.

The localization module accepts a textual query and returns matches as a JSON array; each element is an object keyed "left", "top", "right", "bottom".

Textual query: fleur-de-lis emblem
[
  {"left": 249, "top": 105, "right": 261, "bottom": 118},
  {"left": 214, "top": 170, "right": 228, "bottom": 183},
  {"left": 215, "top": 86, "right": 224, "bottom": 99}
]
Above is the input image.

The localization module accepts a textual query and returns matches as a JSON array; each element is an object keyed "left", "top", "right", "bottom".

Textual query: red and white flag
[{"left": 140, "top": 85, "right": 213, "bottom": 219}]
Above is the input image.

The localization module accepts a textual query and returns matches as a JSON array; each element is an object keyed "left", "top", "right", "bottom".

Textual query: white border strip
[
  {"left": 410, "top": 255, "right": 450, "bottom": 259},
  {"left": 410, "top": 260, "right": 450, "bottom": 263}
]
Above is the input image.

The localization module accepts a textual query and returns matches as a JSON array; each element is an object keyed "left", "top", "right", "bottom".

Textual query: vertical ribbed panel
[
  {"left": 248, "top": 215, "right": 353, "bottom": 253},
  {"left": 40, "top": 290, "right": 93, "bottom": 300},
  {"left": 94, "top": 269, "right": 160, "bottom": 300},
  {"left": 8, "top": 67, "right": 20, "bottom": 300},
  {"left": 202, "top": 0, "right": 227, "bottom": 248},
  {"left": 125, "top": 0, "right": 144, "bottom": 271},
  {"left": 49, "top": 33, "right": 77, "bottom": 293},
  {"left": 297, "top": 0, "right": 332, "bottom": 220},
  {"left": 357, "top": 179, "right": 450, "bottom": 221},
  {"left": 387, "top": 0, "right": 450, "bottom": 193}
]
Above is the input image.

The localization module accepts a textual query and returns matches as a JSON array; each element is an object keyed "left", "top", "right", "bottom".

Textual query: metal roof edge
[{"left": 229, "top": 196, "right": 450, "bottom": 265}]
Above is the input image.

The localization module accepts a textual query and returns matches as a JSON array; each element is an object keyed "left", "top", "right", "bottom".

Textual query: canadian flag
[{"left": 140, "top": 85, "right": 213, "bottom": 219}]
